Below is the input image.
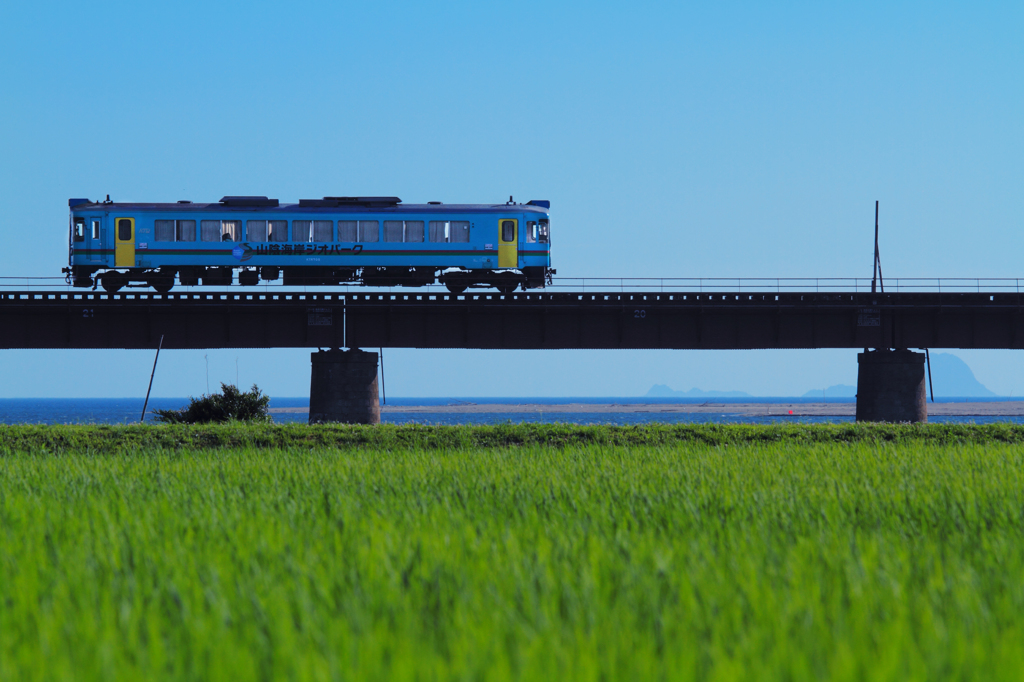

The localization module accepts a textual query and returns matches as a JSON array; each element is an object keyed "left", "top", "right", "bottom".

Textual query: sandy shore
[{"left": 269, "top": 401, "right": 1024, "bottom": 417}]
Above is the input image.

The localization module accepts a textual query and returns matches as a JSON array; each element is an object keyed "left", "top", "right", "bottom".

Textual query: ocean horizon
[{"left": 1, "top": 396, "right": 1022, "bottom": 426}]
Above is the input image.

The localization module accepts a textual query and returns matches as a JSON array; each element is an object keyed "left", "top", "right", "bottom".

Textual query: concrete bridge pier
[
  {"left": 309, "top": 348, "right": 381, "bottom": 424},
  {"left": 855, "top": 349, "right": 927, "bottom": 423}
]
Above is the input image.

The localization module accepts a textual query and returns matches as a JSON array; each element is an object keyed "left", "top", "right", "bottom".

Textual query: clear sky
[{"left": 1, "top": 1, "right": 1022, "bottom": 397}]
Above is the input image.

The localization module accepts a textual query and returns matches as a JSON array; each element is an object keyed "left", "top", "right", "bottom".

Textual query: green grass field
[{"left": 2, "top": 424, "right": 1024, "bottom": 680}]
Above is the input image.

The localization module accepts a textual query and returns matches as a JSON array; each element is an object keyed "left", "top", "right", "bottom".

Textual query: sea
[{"left": 0, "top": 397, "right": 1021, "bottom": 426}]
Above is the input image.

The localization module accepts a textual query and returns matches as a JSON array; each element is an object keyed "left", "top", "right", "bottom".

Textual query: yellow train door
[
  {"left": 498, "top": 218, "right": 518, "bottom": 268},
  {"left": 115, "top": 217, "right": 135, "bottom": 267}
]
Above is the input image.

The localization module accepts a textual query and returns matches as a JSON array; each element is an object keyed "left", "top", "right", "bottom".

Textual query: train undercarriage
[{"left": 66, "top": 265, "right": 553, "bottom": 294}]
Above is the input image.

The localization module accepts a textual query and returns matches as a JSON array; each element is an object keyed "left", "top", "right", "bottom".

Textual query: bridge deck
[{"left": 1, "top": 290, "right": 1021, "bottom": 350}]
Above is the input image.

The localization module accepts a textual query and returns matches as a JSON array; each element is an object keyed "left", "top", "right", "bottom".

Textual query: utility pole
[{"left": 871, "top": 201, "right": 884, "bottom": 294}]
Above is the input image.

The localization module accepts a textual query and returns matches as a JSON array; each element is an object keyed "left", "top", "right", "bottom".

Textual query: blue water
[{"left": 0, "top": 398, "right": 1020, "bottom": 425}]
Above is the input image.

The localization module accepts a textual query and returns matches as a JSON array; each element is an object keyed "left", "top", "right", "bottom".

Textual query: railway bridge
[{"left": 4, "top": 279, "right": 1023, "bottom": 423}]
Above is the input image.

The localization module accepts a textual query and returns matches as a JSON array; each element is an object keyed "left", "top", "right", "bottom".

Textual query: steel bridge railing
[
  {"left": 547, "top": 278, "right": 1024, "bottom": 294},
  {"left": 3, "top": 276, "right": 1024, "bottom": 295}
]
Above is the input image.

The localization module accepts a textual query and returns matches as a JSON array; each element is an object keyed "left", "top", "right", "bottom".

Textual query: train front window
[
  {"left": 526, "top": 221, "right": 537, "bottom": 243},
  {"left": 74, "top": 218, "right": 85, "bottom": 242},
  {"left": 538, "top": 219, "right": 549, "bottom": 244}
]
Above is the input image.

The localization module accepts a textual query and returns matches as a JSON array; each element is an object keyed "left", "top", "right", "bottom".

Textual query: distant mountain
[
  {"left": 802, "top": 384, "right": 857, "bottom": 399},
  {"left": 928, "top": 353, "right": 996, "bottom": 397},
  {"left": 646, "top": 384, "right": 752, "bottom": 398},
  {"left": 651, "top": 353, "right": 997, "bottom": 400},
  {"left": 800, "top": 353, "right": 996, "bottom": 398}
]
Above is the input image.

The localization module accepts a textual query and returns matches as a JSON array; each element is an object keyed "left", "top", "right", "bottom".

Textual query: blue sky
[{"left": 1, "top": 1, "right": 1022, "bottom": 397}]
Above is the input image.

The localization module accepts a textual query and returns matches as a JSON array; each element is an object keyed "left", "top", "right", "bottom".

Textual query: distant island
[
  {"left": 648, "top": 352, "right": 998, "bottom": 399},
  {"left": 646, "top": 385, "right": 752, "bottom": 398},
  {"left": 924, "top": 353, "right": 996, "bottom": 397},
  {"left": 801, "top": 385, "right": 857, "bottom": 399}
]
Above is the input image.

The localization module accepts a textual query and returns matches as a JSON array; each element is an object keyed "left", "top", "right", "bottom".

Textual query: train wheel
[
  {"left": 497, "top": 283, "right": 518, "bottom": 295},
  {"left": 149, "top": 274, "right": 174, "bottom": 293},
  {"left": 445, "top": 283, "right": 467, "bottom": 295},
  {"left": 100, "top": 273, "right": 124, "bottom": 293}
]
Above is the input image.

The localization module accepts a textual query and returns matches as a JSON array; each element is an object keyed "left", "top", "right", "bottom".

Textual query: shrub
[{"left": 152, "top": 383, "right": 271, "bottom": 424}]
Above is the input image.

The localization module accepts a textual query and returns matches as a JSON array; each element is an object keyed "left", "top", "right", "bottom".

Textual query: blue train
[{"left": 65, "top": 195, "right": 553, "bottom": 293}]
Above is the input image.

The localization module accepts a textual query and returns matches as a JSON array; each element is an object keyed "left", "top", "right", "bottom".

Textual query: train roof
[{"left": 69, "top": 196, "right": 550, "bottom": 214}]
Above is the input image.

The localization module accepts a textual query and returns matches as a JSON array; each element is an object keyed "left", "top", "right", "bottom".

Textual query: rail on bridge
[{"left": 8, "top": 275, "right": 1024, "bottom": 295}]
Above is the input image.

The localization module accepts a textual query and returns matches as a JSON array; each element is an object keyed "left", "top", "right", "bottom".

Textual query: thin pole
[
  {"left": 379, "top": 347, "right": 385, "bottom": 406},
  {"left": 876, "top": 201, "right": 885, "bottom": 293},
  {"left": 925, "top": 348, "right": 935, "bottom": 402},
  {"left": 872, "top": 201, "right": 878, "bottom": 293},
  {"left": 141, "top": 335, "right": 164, "bottom": 422}
]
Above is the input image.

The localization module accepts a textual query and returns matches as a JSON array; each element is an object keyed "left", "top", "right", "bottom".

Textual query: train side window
[
  {"left": 247, "top": 220, "right": 268, "bottom": 242},
  {"left": 200, "top": 220, "right": 220, "bottom": 241},
  {"left": 429, "top": 221, "right": 447, "bottom": 242},
  {"left": 155, "top": 220, "right": 175, "bottom": 242},
  {"left": 74, "top": 218, "right": 85, "bottom": 242},
  {"left": 118, "top": 219, "right": 132, "bottom": 241},
  {"left": 92, "top": 220, "right": 101, "bottom": 239},
  {"left": 177, "top": 220, "right": 196, "bottom": 242},
  {"left": 501, "top": 220, "right": 515, "bottom": 242},
  {"left": 404, "top": 221, "right": 424, "bottom": 243},
  {"left": 383, "top": 220, "right": 403, "bottom": 242},
  {"left": 526, "top": 221, "right": 537, "bottom": 243},
  {"left": 293, "top": 220, "right": 312, "bottom": 242},
  {"left": 358, "top": 220, "right": 378, "bottom": 242},
  {"left": 156, "top": 220, "right": 196, "bottom": 242},
  {"left": 221, "top": 220, "right": 241, "bottom": 241},
  {"left": 269, "top": 220, "right": 288, "bottom": 242},
  {"left": 313, "top": 220, "right": 333, "bottom": 242},
  {"left": 539, "top": 219, "right": 549, "bottom": 243},
  {"left": 450, "top": 221, "right": 470, "bottom": 243},
  {"left": 338, "top": 220, "right": 357, "bottom": 242}
]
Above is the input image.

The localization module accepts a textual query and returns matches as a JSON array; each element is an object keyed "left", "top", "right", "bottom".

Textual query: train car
[{"left": 65, "top": 195, "right": 553, "bottom": 293}]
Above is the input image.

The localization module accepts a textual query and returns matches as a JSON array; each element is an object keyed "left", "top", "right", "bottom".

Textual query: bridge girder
[{"left": 0, "top": 290, "right": 1021, "bottom": 351}]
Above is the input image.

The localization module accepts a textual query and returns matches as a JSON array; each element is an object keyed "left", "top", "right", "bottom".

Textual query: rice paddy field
[{"left": 3, "top": 423, "right": 1024, "bottom": 681}]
